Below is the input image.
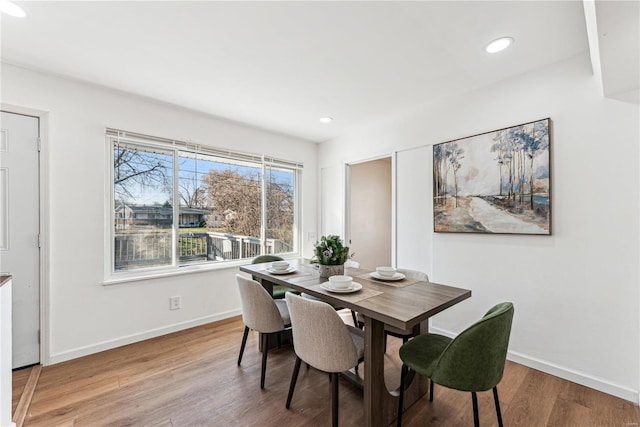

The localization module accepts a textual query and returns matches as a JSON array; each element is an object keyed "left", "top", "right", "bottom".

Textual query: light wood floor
[{"left": 12, "top": 314, "right": 639, "bottom": 426}]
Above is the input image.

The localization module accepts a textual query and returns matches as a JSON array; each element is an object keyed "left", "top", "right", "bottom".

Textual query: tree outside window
[{"left": 110, "top": 134, "right": 300, "bottom": 274}]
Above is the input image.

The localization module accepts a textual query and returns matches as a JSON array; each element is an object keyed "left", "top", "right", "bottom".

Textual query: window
[{"left": 108, "top": 129, "right": 301, "bottom": 275}]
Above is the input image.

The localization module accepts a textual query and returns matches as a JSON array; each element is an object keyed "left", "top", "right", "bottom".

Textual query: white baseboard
[
  {"left": 48, "top": 309, "right": 242, "bottom": 365},
  {"left": 429, "top": 325, "right": 639, "bottom": 405}
]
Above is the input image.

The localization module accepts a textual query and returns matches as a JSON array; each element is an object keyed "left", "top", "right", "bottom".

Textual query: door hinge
[
  {"left": 38, "top": 330, "right": 41, "bottom": 344},
  {"left": 38, "top": 234, "right": 42, "bottom": 248},
  {"left": 37, "top": 137, "right": 41, "bottom": 152}
]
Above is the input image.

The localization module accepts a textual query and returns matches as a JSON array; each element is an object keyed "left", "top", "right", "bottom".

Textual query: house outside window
[{"left": 108, "top": 129, "right": 301, "bottom": 276}]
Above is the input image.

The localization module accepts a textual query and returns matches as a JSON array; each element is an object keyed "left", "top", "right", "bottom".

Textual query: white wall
[
  {"left": 319, "top": 53, "right": 640, "bottom": 402},
  {"left": 0, "top": 64, "right": 318, "bottom": 364},
  {"left": 348, "top": 158, "right": 392, "bottom": 270}
]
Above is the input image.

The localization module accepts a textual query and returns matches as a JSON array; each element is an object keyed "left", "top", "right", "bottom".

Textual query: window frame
[{"left": 104, "top": 129, "right": 302, "bottom": 284}]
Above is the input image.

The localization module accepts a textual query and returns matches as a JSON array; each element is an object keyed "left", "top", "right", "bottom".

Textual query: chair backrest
[
  {"left": 252, "top": 255, "right": 283, "bottom": 264},
  {"left": 251, "top": 255, "right": 283, "bottom": 282},
  {"left": 345, "top": 259, "right": 360, "bottom": 269},
  {"left": 431, "top": 302, "right": 514, "bottom": 392},
  {"left": 236, "top": 274, "right": 286, "bottom": 333},
  {"left": 396, "top": 268, "right": 429, "bottom": 282},
  {"left": 285, "top": 293, "right": 359, "bottom": 373}
]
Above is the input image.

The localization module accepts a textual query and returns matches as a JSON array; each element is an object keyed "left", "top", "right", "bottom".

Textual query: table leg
[
  {"left": 363, "top": 317, "right": 428, "bottom": 427},
  {"left": 260, "top": 279, "right": 275, "bottom": 296},
  {"left": 364, "top": 316, "right": 386, "bottom": 427}
]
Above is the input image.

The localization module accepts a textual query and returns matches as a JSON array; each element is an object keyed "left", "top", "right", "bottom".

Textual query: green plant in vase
[{"left": 313, "top": 235, "right": 350, "bottom": 278}]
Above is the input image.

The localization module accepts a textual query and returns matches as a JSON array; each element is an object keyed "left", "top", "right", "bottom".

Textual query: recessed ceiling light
[
  {"left": 485, "top": 37, "right": 514, "bottom": 54},
  {"left": 319, "top": 117, "right": 333, "bottom": 124},
  {"left": 0, "top": 0, "right": 26, "bottom": 17}
]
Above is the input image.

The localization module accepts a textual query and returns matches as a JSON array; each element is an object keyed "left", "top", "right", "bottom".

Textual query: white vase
[{"left": 319, "top": 264, "right": 344, "bottom": 278}]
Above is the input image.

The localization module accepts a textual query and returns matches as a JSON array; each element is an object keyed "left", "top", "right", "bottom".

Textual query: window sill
[{"left": 103, "top": 254, "right": 301, "bottom": 286}]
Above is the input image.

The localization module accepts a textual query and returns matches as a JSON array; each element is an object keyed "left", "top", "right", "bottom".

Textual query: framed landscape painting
[{"left": 433, "top": 118, "right": 551, "bottom": 235}]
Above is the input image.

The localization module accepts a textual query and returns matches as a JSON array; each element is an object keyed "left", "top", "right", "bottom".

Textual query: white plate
[
  {"left": 321, "top": 282, "right": 363, "bottom": 293},
  {"left": 370, "top": 271, "right": 406, "bottom": 281},
  {"left": 267, "top": 267, "right": 297, "bottom": 275}
]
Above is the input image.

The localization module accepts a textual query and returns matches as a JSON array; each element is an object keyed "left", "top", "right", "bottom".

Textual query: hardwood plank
[
  {"left": 503, "top": 367, "right": 569, "bottom": 426},
  {"left": 13, "top": 365, "right": 41, "bottom": 427},
  {"left": 12, "top": 366, "right": 33, "bottom": 415},
  {"left": 14, "top": 317, "right": 639, "bottom": 427}
]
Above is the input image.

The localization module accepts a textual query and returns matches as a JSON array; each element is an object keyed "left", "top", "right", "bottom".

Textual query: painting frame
[{"left": 433, "top": 118, "right": 551, "bottom": 235}]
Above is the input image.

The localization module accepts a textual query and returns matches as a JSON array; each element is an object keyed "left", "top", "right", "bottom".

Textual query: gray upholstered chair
[
  {"left": 357, "top": 269, "right": 429, "bottom": 344},
  {"left": 344, "top": 259, "right": 361, "bottom": 269},
  {"left": 397, "top": 302, "right": 514, "bottom": 427},
  {"left": 285, "top": 293, "right": 364, "bottom": 427},
  {"left": 236, "top": 274, "right": 291, "bottom": 389}
]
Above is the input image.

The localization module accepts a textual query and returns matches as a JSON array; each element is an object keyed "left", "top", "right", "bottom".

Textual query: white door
[{"left": 0, "top": 111, "right": 40, "bottom": 368}]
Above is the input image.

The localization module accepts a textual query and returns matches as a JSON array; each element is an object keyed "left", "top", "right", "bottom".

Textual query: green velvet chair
[
  {"left": 397, "top": 302, "right": 514, "bottom": 427},
  {"left": 251, "top": 255, "right": 299, "bottom": 299}
]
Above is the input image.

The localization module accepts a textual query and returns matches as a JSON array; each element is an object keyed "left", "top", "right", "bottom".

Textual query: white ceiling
[{"left": 0, "top": 1, "right": 597, "bottom": 142}]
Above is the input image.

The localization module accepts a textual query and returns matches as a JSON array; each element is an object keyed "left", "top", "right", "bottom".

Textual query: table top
[{"left": 239, "top": 259, "right": 471, "bottom": 330}]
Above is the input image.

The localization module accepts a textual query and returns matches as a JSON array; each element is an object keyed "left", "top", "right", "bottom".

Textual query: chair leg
[
  {"left": 493, "top": 386, "right": 504, "bottom": 427},
  {"left": 260, "top": 333, "right": 269, "bottom": 389},
  {"left": 471, "top": 392, "right": 479, "bottom": 427},
  {"left": 286, "top": 356, "right": 302, "bottom": 409},
  {"left": 383, "top": 332, "right": 387, "bottom": 353},
  {"left": 429, "top": 378, "right": 434, "bottom": 402},
  {"left": 397, "top": 364, "right": 408, "bottom": 427},
  {"left": 331, "top": 372, "right": 339, "bottom": 427},
  {"left": 350, "top": 310, "right": 359, "bottom": 328},
  {"left": 237, "top": 326, "right": 249, "bottom": 366},
  {"left": 277, "top": 331, "right": 282, "bottom": 349}
]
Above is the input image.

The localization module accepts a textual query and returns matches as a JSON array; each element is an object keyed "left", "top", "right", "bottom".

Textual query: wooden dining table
[{"left": 239, "top": 259, "right": 471, "bottom": 427}]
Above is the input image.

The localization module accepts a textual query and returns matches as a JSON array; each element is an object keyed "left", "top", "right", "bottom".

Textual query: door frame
[
  {"left": 1, "top": 103, "right": 50, "bottom": 366},
  {"left": 344, "top": 151, "right": 397, "bottom": 267}
]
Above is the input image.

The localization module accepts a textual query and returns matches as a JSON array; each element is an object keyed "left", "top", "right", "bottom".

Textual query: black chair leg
[
  {"left": 331, "top": 372, "right": 339, "bottom": 427},
  {"left": 493, "top": 386, "right": 504, "bottom": 427},
  {"left": 237, "top": 326, "right": 249, "bottom": 366},
  {"left": 429, "top": 379, "right": 434, "bottom": 402},
  {"left": 397, "top": 364, "right": 408, "bottom": 427},
  {"left": 286, "top": 356, "right": 302, "bottom": 409},
  {"left": 277, "top": 331, "right": 282, "bottom": 349},
  {"left": 350, "top": 310, "right": 359, "bottom": 328},
  {"left": 260, "top": 333, "right": 269, "bottom": 389},
  {"left": 471, "top": 392, "right": 479, "bottom": 427}
]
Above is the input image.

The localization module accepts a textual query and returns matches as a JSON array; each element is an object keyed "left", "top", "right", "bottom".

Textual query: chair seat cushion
[
  {"left": 274, "top": 299, "right": 291, "bottom": 326},
  {"left": 273, "top": 285, "right": 300, "bottom": 299},
  {"left": 399, "top": 333, "right": 452, "bottom": 377}
]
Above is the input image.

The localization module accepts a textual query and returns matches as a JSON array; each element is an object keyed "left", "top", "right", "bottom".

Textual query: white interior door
[{"left": 0, "top": 111, "right": 40, "bottom": 368}]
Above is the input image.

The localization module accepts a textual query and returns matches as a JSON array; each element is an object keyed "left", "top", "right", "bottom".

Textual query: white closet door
[{"left": 0, "top": 111, "right": 40, "bottom": 368}]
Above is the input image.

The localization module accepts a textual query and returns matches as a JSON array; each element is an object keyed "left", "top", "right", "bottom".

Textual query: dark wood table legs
[{"left": 364, "top": 316, "right": 427, "bottom": 427}]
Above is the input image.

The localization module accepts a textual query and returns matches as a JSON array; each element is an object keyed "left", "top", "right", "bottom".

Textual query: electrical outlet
[
  {"left": 308, "top": 232, "right": 316, "bottom": 242},
  {"left": 169, "top": 296, "right": 181, "bottom": 310}
]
